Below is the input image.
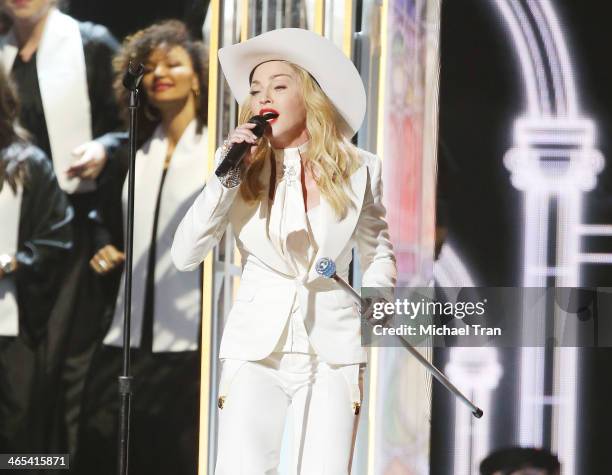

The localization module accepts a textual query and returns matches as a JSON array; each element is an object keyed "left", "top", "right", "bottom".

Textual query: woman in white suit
[{"left": 172, "top": 28, "right": 396, "bottom": 474}]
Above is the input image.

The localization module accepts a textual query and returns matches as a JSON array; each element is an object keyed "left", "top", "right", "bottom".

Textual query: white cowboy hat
[{"left": 218, "top": 28, "right": 366, "bottom": 138}]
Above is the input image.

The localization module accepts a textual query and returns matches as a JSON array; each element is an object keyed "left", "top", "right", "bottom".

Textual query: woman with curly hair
[
  {"left": 173, "top": 28, "right": 396, "bottom": 474},
  {"left": 76, "top": 20, "right": 208, "bottom": 475}
]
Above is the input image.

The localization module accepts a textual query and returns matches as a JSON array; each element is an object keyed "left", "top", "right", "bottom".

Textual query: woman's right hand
[
  {"left": 90, "top": 244, "right": 125, "bottom": 275},
  {"left": 224, "top": 122, "right": 260, "bottom": 170},
  {"left": 67, "top": 140, "right": 108, "bottom": 180}
]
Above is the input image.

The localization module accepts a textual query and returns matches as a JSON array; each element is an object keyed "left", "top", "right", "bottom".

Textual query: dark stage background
[
  {"left": 433, "top": 0, "right": 612, "bottom": 473},
  {"left": 65, "top": 0, "right": 208, "bottom": 40}
]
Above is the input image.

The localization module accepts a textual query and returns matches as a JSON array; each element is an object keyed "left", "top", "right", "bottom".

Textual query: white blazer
[
  {"left": 171, "top": 147, "right": 396, "bottom": 364},
  {"left": 104, "top": 122, "right": 206, "bottom": 352}
]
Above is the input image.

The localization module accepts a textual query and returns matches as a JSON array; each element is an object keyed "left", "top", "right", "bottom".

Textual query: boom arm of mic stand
[{"left": 316, "top": 258, "right": 483, "bottom": 419}]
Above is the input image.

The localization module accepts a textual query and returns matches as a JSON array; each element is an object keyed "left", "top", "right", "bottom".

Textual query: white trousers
[{"left": 215, "top": 353, "right": 365, "bottom": 475}]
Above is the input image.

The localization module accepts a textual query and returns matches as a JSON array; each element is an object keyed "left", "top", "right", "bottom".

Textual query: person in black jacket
[
  {"left": 0, "top": 0, "right": 122, "bottom": 456},
  {"left": 0, "top": 66, "right": 73, "bottom": 456}
]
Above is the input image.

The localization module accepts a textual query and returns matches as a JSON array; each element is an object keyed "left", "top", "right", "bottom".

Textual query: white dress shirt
[{"left": 270, "top": 143, "right": 322, "bottom": 354}]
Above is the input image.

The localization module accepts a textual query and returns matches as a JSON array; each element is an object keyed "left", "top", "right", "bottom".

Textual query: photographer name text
[{"left": 372, "top": 324, "right": 502, "bottom": 337}]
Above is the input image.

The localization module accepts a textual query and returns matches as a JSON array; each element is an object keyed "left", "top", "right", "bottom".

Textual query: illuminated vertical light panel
[
  {"left": 369, "top": 1, "right": 441, "bottom": 474},
  {"left": 240, "top": 0, "right": 249, "bottom": 42},
  {"left": 198, "top": 1, "right": 220, "bottom": 473},
  {"left": 368, "top": 0, "right": 387, "bottom": 471},
  {"left": 421, "top": 0, "right": 441, "bottom": 279},
  {"left": 434, "top": 250, "right": 501, "bottom": 475},
  {"left": 493, "top": 1, "right": 605, "bottom": 473},
  {"left": 200, "top": 1, "right": 246, "bottom": 472},
  {"left": 445, "top": 348, "right": 502, "bottom": 475},
  {"left": 343, "top": 0, "right": 354, "bottom": 57},
  {"left": 435, "top": 247, "right": 504, "bottom": 475},
  {"left": 434, "top": 1, "right": 607, "bottom": 473},
  {"left": 314, "top": 0, "right": 325, "bottom": 35}
]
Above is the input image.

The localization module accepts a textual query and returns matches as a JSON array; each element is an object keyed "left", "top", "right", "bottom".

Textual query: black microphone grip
[{"left": 215, "top": 113, "right": 278, "bottom": 177}]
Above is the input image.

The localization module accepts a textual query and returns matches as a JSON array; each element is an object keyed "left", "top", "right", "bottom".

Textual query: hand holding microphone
[{"left": 215, "top": 112, "right": 279, "bottom": 176}]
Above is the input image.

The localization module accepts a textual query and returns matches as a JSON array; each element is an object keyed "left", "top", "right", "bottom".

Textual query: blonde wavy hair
[{"left": 238, "top": 61, "right": 362, "bottom": 220}]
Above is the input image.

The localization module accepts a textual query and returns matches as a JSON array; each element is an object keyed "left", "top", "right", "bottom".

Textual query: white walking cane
[{"left": 315, "top": 257, "right": 483, "bottom": 418}]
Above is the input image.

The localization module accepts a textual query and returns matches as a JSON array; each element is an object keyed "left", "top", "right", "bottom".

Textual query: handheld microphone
[
  {"left": 122, "top": 61, "right": 145, "bottom": 91},
  {"left": 215, "top": 112, "right": 279, "bottom": 177}
]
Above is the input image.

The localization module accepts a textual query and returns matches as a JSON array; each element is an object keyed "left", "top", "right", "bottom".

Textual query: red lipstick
[
  {"left": 153, "top": 81, "right": 173, "bottom": 92},
  {"left": 259, "top": 108, "right": 279, "bottom": 123}
]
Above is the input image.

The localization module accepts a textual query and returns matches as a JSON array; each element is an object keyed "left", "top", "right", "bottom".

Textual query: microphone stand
[
  {"left": 118, "top": 62, "right": 145, "bottom": 475},
  {"left": 315, "top": 257, "right": 483, "bottom": 418}
]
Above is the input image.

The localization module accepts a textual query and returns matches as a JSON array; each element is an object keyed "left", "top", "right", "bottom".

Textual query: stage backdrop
[
  {"left": 366, "top": 1, "right": 441, "bottom": 474},
  {"left": 432, "top": 1, "right": 612, "bottom": 474}
]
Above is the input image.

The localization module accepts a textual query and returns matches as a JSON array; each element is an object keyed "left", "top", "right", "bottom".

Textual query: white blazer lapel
[
  {"left": 0, "top": 183, "right": 22, "bottom": 336},
  {"left": 37, "top": 9, "right": 93, "bottom": 193},
  {"left": 152, "top": 122, "right": 205, "bottom": 351},
  {"left": 230, "top": 152, "right": 294, "bottom": 276},
  {"left": 0, "top": 31, "right": 18, "bottom": 75},
  {"left": 104, "top": 126, "right": 166, "bottom": 349},
  {"left": 307, "top": 162, "right": 368, "bottom": 282}
]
